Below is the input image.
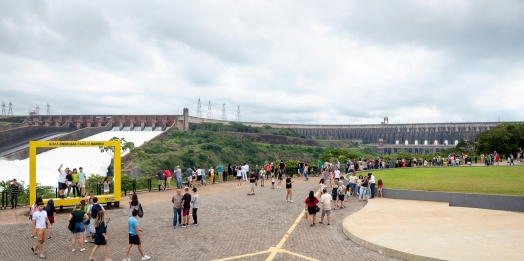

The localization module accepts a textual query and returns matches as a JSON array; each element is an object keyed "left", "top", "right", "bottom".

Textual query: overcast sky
[{"left": 1, "top": 0, "right": 523, "bottom": 124}]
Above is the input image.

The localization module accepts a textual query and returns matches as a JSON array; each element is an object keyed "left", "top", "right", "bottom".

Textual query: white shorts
[
  {"left": 78, "top": 182, "right": 85, "bottom": 188},
  {"left": 188, "top": 176, "right": 193, "bottom": 182},
  {"left": 104, "top": 189, "right": 109, "bottom": 193}
]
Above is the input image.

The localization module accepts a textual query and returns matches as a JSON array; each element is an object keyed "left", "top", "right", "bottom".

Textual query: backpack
[
  {"left": 91, "top": 204, "right": 102, "bottom": 219},
  {"left": 137, "top": 203, "right": 144, "bottom": 218}
]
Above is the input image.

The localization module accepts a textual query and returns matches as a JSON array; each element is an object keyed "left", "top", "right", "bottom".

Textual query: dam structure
[{"left": 1, "top": 108, "right": 516, "bottom": 159}]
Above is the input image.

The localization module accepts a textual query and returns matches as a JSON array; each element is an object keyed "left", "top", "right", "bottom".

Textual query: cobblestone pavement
[{"left": 0, "top": 177, "right": 399, "bottom": 261}]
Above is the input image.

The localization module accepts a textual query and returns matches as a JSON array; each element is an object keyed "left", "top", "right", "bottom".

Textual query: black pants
[
  {"left": 11, "top": 193, "right": 18, "bottom": 208},
  {"left": 370, "top": 183, "right": 375, "bottom": 198},
  {"left": 73, "top": 185, "right": 80, "bottom": 197},
  {"left": 192, "top": 208, "right": 198, "bottom": 224}
]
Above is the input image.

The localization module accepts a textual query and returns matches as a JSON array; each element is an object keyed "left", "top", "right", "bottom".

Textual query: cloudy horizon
[{"left": 1, "top": 0, "right": 524, "bottom": 124}]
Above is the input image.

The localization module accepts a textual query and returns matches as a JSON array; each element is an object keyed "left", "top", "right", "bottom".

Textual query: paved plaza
[{"left": 0, "top": 177, "right": 398, "bottom": 261}]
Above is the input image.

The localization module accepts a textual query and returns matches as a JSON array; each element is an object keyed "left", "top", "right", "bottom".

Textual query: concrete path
[
  {"left": 343, "top": 198, "right": 524, "bottom": 261},
  {"left": 0, "top": 177, "right": 398, "bottom": 260}
]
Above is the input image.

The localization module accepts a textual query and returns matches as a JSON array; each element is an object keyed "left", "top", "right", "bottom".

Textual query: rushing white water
[{"left": 0, "top": 128, "right": 162, "bottom": 187}]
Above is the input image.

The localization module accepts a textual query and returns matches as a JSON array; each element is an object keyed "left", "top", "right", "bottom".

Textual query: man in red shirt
[{"left": 164, "top": 169, "right": 172, "bottom": 190}]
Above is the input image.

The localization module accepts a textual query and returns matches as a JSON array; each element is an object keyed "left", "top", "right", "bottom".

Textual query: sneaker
[
  {"left": 80, "top": 248, "right": 85, "bottom": 252},
  {"left": 142, "top": 255, "right": 151, "bottom": 260},
  {"left": 123, "top": 259, "right": 130, "bottom": 261},
  {"left": 192, "top": 223, "right": 198, "bottom": 226},
  {"left": 181, "top": 225, "right": 187, "bottom": 228},
  {"left": 84, "top": 240, "right": 88, "bottom": 243},
  {"left": 173, "top": 226, "right": 176, "bottom": 229},
  {"left": 290, "top": 200, "right": 293, "bottom": 203},
  {"left": 286, "top": 199, "right": 289, "bottom": 202}
]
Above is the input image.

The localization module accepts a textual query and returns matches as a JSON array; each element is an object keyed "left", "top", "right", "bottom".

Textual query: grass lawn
[{"left": 371, "top": 166, "right": 524, "bottom": 196}]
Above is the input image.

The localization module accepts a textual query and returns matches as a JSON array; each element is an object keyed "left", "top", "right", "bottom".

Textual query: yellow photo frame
[{"left": 29, "top": 140, "right": 121, "bottom": 207}]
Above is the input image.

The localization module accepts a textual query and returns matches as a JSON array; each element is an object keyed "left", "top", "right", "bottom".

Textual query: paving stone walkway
[{"left": 0, "top": 177, "right": 398, "bottom": 261}]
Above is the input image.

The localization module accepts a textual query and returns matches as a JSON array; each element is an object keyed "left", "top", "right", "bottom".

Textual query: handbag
[
  {"left": 68, "top": 215, "right": 76, "bottom": 231},
  {"left": 137, "top": 203, "right": 144, "bottom": 218},
  {"left": 315, "top": 206, "right": 321, "bottom": 213},
  {"left": 303, "top": 212, "right": 308, "bottom": 219}
]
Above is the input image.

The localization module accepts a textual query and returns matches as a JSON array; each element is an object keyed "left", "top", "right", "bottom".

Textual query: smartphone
[{"left": 107, "top": 218, "right": 111, "bottom": 223}]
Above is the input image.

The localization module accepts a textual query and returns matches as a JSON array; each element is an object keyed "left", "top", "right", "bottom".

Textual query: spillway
[{"left": 0, "top": 128, "right": 162, "bottom": 187}]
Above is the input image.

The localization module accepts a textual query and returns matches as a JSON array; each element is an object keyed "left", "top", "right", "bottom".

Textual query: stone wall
[{"left": 0, "top": 124, "right": 73, "bottom": 150}]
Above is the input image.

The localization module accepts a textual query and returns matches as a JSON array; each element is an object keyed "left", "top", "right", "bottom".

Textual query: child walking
[
  {"left": 89, "top": 211, "right": 111, "bottom": 261},
  {"left": 377, "top": 179, "right": 383, "bottom": 198}
]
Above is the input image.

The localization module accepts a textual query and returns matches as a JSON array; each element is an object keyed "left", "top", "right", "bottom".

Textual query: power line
[
  {"left": 196, "top": 98, "right": 202, "bottom": 118},
  {"left": 221, "top": 103, "right": 227, "bottom": 121},
  {"left": 8, "top": 100, "right": 13, "bottom": 116},
  {"left": 236, "top": 105, "right": 241, "bottom": 122},
  {"left": 46, "top": 102, "right": 51, "bottom": 115},
  {"left": 207, "top": 101, "right": 213, "bottom": 119}
]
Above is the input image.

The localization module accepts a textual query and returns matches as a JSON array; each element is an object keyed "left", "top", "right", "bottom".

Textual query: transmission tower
[
  {"left": 207, "top": 101, "right": 213, "bottom": 119},
  {"left": 7, "top": 100, "right": 13, "bottom": 116},
  {"left": 1, "top": 101, "right": 5, "bottom": 116},
  {"left": 36, "top": 104, "right": 40, "bottom": 115},
  {"left": 196, "top": 98, "right": 202, "bottom": 118},
  {"left": 221, "top": 103, "right": 227, "bottom": 121},
  {"left": 46, "top": 102, "right": 51, "bottom": 115},
  {"left": 236, "top": 105, "right": 241, "bottom": 122}
]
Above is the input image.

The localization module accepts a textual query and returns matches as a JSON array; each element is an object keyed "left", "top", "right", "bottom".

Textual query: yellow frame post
[{"left": 29, "top": 141, "right": 121, "bottom": 206}]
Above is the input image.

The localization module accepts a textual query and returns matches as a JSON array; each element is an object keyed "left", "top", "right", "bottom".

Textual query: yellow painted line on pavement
[{"left": 213, "top": 250, "right": 270, "bottom": 261}]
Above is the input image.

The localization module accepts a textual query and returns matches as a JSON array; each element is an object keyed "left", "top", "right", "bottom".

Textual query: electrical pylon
[
  {"left": 207, "top": 101, "right": 213, "bottom": 119},
  {"left": 221, "top": 103, "right": 227, "bottom": 121},
  {"left": 236, "top": 105, "right": 241, "bottom": 122},
  {"left": 196, "top": 98, "right": 202, "bottom": 118}
]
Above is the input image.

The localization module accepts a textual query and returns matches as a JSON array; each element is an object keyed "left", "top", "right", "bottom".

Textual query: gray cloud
[{"left": 0, "top": 0, "right": 523, "bottom": 124}]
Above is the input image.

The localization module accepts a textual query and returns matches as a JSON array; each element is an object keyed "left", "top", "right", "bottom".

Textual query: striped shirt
[{"left": 11, "top": 184, "right": 19, "bottom": 194}]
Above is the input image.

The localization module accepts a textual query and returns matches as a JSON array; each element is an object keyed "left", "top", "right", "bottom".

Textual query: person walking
[
  {"left": 276, "top": 169, "right": 283, "bottom": 189},
  {"left": 156, "top": 169, "right": 165, "bottom": 191},
  {"left": 123, "top": 209, "right": 151, "bottom": 261},
  {"left": 285, "top": 175, "right": 293, "bottom": 202},
  {"left": 186, "top": 167, "right": 194, "bottom": 188},
  {"left": 30, "top": 197, "right": 43, "bottom": 238},
  {"left": 45, "top": 199, "right": 56, "bottom": 239},
  {"left": 304, "top": 191, "right": 319, "bottom": 227},
  {"left": 171, "top": 189, "right": 183, "bottom": 228},
  {"left": 129, "top": 194, "right": 140, "bottom": 217},
  {"left": 31, "top": 202, "right": 50, "bottom": 259},
  {"left": 69, "top": 203, "right": 88, "bottom": 252},
  {"left": 58, "top": 164, "right": 69, "bottom": 199},
  {"left": 319, "top": 188, "right": 331, "bottom": 225},
  {"left": 331, "top": 180, "right": 339, "bottom": 210},
  {"left": 181, "top": 187, "right": 191, "bottom": 228},
  {"left": 359, "top": 177, "right": 369, "bottom": 201},
  {"left": 369, "top": 173, "right": 376, "bottom": 199},
  {"left": 78, "top": 167, "right": 86, "bottom": 197},
  {"left": 8, "top": 179, "right": 19, "bottom": 209},
  {"left": 191, "top": 187, "right": 200, "bottom": 225},
  {"left": 89, "top": 211, "right": 111, "bottom": 261},
  {"left": 236, "top": 166, "right": 242, "bottom": 188},
  {"left": 217, "top": 164, "right": 224, "bottom": 183},
  {"left": 303, "top": 163, "right": 309, "bottom": 181},
  {"left": 337, "top": 181, "right": 346, "bottom": 209}
]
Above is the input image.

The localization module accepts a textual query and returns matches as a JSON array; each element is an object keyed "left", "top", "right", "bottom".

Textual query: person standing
[
  {"left": 175, "top": 166, "right": 183, "bottom": 189},
  {"left": 248, "top": 171, "right": 256, "bottom": 195},
  {"left": 156, "top": 169, "right": 165, "bottom": 191},
  {"left": 31, "top": 202, "right": 50, "bottom": 259},
  {"left": 87, "top": 197, "right": 105, "bottom": 243},
  {"left": 259, "top": 169, "right": 266, "bottom": 187},
  {"left": 285, "top": 175, "right": 293, "bottom": 202},
  {"left": 181, "top": 187, "right": 192, "bottom": 228},
  {"left": 78, "top": 167, "right": 86, "bottom": 197},
  {"left": 348, "top": 173, "right": 357, "bottom": 196},
  {"left": 89, "top": 211, "right": 111, "bottom": 261},
  {"left": 319, "top": 188, "right": 331, "bottom": 225},
  {"left": 298, "top": 160, "right": 304, "bottom": 178},
  {"left": 279, "top": 160, "right": 286, "bottom": 178},
  {"left": 227, "top": 164, "right": 233, "bottom": 182},
  {"left": 71, "top": 168, "right": 79, "bottom": 197},
  {"left": 368, "top": 173, "right": 376, "bottom": 199},
  {"left": 66, "top": 169, "right": 74, "bottom": 198},
  {"left": 254, "top": 165, "right": 260, "bottom": 186},
  {"left": 241, "top": 163, "right": 248, "bottom": 181},
  {"left": 276, "top": 169, "right": 283, "bottom": 189},
  {"left": 103, "top": 177, "right": 111, "bottom": 195},
  {"left": 303, "top": 163, "right": 309, "bottom": 181},
  {"left": 171, "top": 189, "right": 183, "bottom": 229},
  {"left": 164, "top": 168, "right": 172, "bottom": 190},
  {"left": 191, "top": 187, "right": 199, "bottom": 225},
  {"left": 265, "top": 163, "right": 271, "bottom": 181},
  {"left": 186, "top": 167, "right": 194, "bottom": 188},
  {"left": 9, "top": 179, "right": 19, "bottom": 209},
  {"left": 209, "top": 166, "right": 215, "bottom": 184},
  {"left": 217, "top": 164, "right": 224, "bottom": 183},
  {"left": 57, "top": 164, "right": 68, "bottom": 199},
  {"left": 123, "top": 209, "right": 151, "bottom": 261},
  {"left": 236, "top": 166, "right": 242, "bottom": 188},
  {"left": 68, "top": 203, "right": 88, "bottom": 252},
  {"left": 304, "top": 191, "right": 319, "bottom": 227}
]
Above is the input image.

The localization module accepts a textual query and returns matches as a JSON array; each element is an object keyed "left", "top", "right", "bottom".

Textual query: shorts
[
  {"left": 254, "top": 174, "right": 259, "bottom": 180},
  {"left": 78, "top": 182, "right": 85, "bottom": 188},
  {"left": 129, "top": 234, "right": 141, "bottom": 245},
  {"left": 90, "top": 219, "right": 96, "bottom": 234},
  {"left": 48, "top": 215, "right": 55, "bottom": 224},
  {"left": 378, "top": 188, "right": 383, "bottom": 192},
  {"left": 188, "top": 176, "right": 193, "bottom": 182},
  {"left": 321, "top": 210, "right": 331, "bottom": 217},
  {"left": 346, "top": 192, "right": 351, "bottom": 197},
  {"left": 250, "top": 183, "right": 255, "bottom": 188},
  {"left": 298, "top": 168, "right": 304, "bottom": 174},
  {"left": 272, "top": 181, "right": 275, "bottom": 184},
  {"left": 73, "top": 222, "right": 85, "bottom": 233},
  {"left": 236, "top": 176, "right": 242, "bottom": 180},
  {"left": 307, "top": 206, "right": 317, "bottom": 215},
  {"left": 36, "top": 228, "right": 46, "bottom": 242},
  {"left": 332, "top": 194, "right": 337, "bottom": 201},
  {"left": 338, "top": 195, "right": 345, "bottom": 201},
  {"left": 278, "top": 175, "right": 282, "bottom": 180},
  {"left": 197, "top": 176, "right": 202, "bottom": 181},
  {"left": 266, "top": 171, "right": 271, "bottom": 176},
  {"left": 58, "top": 182, "right": 67, "bottom": 190},
  {"left": 104, "top": 189, "right": 109, "bottom": 193},
  {"left": 261, "top": 174, "right": 266, "bottom": 179},
  {"left": 183, "top": 208, "right": 190, "bottom": 216}
]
